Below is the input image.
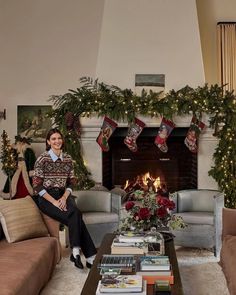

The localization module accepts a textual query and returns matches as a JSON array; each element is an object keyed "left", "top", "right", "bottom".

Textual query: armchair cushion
[
  {"left": 83, "top": 212, "right": 119, "bottom": 225},
  {"left": 73, "top": 191, "right": 111, "bottom": 212},
  {"left": 177, "top": 212, "right": 214, "bottom": 225}
]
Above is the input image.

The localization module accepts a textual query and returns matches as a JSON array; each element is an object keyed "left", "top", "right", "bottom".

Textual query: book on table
[
  {"left": 100, "top": 254, "right": 135, "bottom": 267},
  {"left": 99, "top": 274, "right": 143, "bottom": 293},
  {"left": 117, "top": 233, "right": 160, "bottom": 244},
  {"left": 140, "top": 255, "right": 170, "bottom": 271},
  {"left": 111, "top": 238, "right": 146, "bottom": 255},
  {"left": 142, "top": 271, "right": 174, "bottom": 285},
  {"left": 117, "top": 234, "right": 146, "bottom": 244},
  {"left": 136, "top": 268, "right": 172, "bottom": 276},
  {"left": 113, "top": 234, "right": 164, "bottom": 256},
  {"left": 99, "top": 254, "right": 135, "bottom": 273},
  {"left": 155, "top": 280, "right": 171, "bottom": 294},
  {"left": 112, "top": 236, "right": 143, "bottom": 247},
  {"left": 136, "top": 257, "right": 173, "bottom": 285},
  {"left": 111, "top": 245, "right": 145, "bottom": 255},
  {"left": 96, "top": 279, "right": 147, "bottom": 295}
]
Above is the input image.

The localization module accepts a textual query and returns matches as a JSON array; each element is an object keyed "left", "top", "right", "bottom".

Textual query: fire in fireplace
[
  {"left": 123, "top": 172, "right": 162, "bottom": 193},
  {"left": 102, "top": 127, "right": 197, "bottom": 193}
]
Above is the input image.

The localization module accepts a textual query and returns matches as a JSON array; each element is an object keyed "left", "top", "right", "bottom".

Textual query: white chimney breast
[{"left": 96, "top": 0, "right": 205, "bottom": 90}]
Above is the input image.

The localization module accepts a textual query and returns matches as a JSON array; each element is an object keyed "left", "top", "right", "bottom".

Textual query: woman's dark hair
[{"left": 46, "top": 128, "right": 64, "bottom": 151}]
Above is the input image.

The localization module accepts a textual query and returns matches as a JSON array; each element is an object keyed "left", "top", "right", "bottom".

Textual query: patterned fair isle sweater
[{"left": 33, "top": 151, "right": 76, "bottom": 195}]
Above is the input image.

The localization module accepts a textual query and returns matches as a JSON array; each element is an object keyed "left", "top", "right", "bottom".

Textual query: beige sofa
[
  {"left": 220, "top": 208, "right": 236, "bottom": 295},
  {"left": 0, "top": 197, "right": 61, "bottom": 295}
]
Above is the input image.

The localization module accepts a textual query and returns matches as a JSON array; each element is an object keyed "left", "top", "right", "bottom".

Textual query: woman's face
[{"left": 47, "top": 132, "right": 63, "bottom": 152}]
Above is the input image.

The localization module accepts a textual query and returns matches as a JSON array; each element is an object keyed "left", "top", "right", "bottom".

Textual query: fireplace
[{"left": 102, "top": 127, "right": 197, "bottom": 192}]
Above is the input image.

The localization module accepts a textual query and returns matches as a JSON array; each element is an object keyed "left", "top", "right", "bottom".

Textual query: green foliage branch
[{"left": 49, "top": 77, "right": 236, "bottom": 208}]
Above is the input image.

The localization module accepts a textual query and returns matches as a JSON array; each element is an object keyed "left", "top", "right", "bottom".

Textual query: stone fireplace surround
[{"left": 79, "top": 114, "right": 218, "bottom": 190}]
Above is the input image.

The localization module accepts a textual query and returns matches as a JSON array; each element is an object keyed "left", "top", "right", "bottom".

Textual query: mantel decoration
[
  {"left": 120, "top": 190, "right": 186, "bottom": 232},
  {"left": 49, "top": 77, "right": 236, "bottom": 208}
]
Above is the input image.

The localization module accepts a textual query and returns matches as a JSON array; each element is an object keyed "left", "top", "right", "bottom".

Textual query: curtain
[{"left": 217, "top": 23, "right": 236, "bottom": 92}]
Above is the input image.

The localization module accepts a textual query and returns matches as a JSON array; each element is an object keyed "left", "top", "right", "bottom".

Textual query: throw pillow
[{"left": 0, "top": 196, "right": 49, "bottom": 243}]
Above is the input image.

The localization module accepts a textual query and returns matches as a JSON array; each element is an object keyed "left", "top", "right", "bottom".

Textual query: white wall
[
  {"left": 96, "top": 0, "right": 204, "bottom": 90},
  {"left": 0, "top": 0, "right": 105, "bottom": 188}
]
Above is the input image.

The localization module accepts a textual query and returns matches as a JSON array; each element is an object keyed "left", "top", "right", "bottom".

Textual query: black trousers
[{"left": 37, "top": 188, "right": 97, "bottom": 258}]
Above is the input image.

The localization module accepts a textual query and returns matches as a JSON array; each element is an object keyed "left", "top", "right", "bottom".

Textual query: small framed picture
[{"left": 17, "top": 105, "right": 52, "bottom": 143}]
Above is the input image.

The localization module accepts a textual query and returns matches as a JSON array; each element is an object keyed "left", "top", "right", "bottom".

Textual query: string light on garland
[{"left": 49, "top": 77, "right": 236, "bottom": 208}]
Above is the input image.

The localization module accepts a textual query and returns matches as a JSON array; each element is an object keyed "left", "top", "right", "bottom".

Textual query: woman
[{"left": 33, "top": 128, "right": 97, "bottom": 269}]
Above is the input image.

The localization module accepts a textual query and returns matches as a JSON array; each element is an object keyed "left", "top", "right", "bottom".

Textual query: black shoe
[
  {"left": 70, "top": 254, "right": 84, "bottom": 269},
  {"left": 86, "top": 261, "right": 92, "bottom": 269}
]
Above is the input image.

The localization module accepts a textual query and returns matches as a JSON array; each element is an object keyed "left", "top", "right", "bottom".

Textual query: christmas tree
[{"left": 1, "top": 130, "right": 17, "bottom": 198}]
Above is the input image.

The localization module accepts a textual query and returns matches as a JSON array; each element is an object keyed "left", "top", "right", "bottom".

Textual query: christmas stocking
[
  {"left": 124, "top": 118, "right": 146, "bottom": 152},
  {"left": 184, "top": 116, "right": 205, "bottom": 153},
  {"left": 155, "top": 117, "right": 175, "bottom": 153},
  {"left": 65, "top": 112, "right": 74, "bottom": 131},
  {"left": 96, "top": 116, "right": 117, "bottom": 152},
  {"left": 65, "top": 112, "right": 81, "bottom": 136},
  {"left": 73, "top": 116, "right": 81, "bottom": 136}
]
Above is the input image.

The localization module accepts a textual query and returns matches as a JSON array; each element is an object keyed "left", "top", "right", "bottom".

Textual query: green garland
[{"left": 49, "top": 77, "right": 236, "bottom": 208}]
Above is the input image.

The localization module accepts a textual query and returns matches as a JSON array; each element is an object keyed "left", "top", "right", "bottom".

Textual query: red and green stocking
[
  {"left": 124, "top": 118, "right": 145, "bottom": 152},
  {"left": 155, "top": 117, "right": 175, "bottom": 153},
  {"left": 96, "top": 116, "right": 117, "bottom": 152},
  {"left": 184, "top": 116, "right": 205, "bottom": 153}
]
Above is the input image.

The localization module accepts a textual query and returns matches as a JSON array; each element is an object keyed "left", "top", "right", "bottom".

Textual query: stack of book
[
  {"left": 111, "top": 233, "right": 164, "bottom": 255},
  {"left": 111, "top": 235, "right": 147, "bottom": 255},
  {"left": 136, "top": 256, "right": 174, "bottom": 285},
  {"left": 99, "top": 254, "right": 135, "bottom": 273},
  {"left": 95, "top": 274, "right": 147, "bottom": 295}
]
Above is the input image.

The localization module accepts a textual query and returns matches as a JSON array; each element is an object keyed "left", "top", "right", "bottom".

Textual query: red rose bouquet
[{"left": 120, "top": 190, "right": 185, "bottom": 231}]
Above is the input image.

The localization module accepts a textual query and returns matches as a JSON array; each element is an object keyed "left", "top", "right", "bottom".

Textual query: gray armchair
[
  {"left": 65, "top": 190, "right": 121, "bottom": 248},
  {"left": 171, "top": 189, "right": 224, "bottom": 257}
]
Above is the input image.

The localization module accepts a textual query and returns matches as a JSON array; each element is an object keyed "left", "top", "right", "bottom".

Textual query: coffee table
[{"left": 81, "top": 233, "right": 183, "bottom": 295}]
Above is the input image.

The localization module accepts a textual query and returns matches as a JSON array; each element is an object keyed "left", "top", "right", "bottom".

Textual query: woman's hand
[
  {"left": 53, "top": 196, "right": 67, "bottom": 211},
  {"left": 59, "top": 196, "right": 67, "bottom": 211}
]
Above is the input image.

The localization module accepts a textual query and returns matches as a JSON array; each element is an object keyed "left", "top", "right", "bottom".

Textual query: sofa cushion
[
  {"left": 0, "top": 196, "right": 48, "bottom": 243},
  {"left": 176, "top": 212, "right": 214, "bottom": 225},
  {"left": 220, "top": 235, "right": 236, "bottom": 295},
  {"left": 83, "top": 212, "right": 119, "bottom": 225},
  {"left": 0, "top": 237, "right": 59, "bottom": 295}
]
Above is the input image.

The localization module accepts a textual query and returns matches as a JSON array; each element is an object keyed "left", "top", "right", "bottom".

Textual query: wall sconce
[{"left": 0, "top": 109, "right": 6, "bottom": 120}]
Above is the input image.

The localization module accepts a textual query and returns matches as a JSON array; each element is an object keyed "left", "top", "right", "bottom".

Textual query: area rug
[
  {"left": 176, "top": 247, "right": 229, "bottom": 295},
  {"left": 41, "top": 247, "right": 229, "bottom": 295}
]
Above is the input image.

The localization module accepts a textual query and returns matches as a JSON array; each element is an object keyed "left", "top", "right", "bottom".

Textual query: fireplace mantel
[{"left": 79, "top": 115, "right": 218, "bottom": 190}]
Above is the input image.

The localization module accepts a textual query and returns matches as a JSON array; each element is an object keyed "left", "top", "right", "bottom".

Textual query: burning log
[{"left": 121, "top": 172, "right": 169, "bottom": 203}]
